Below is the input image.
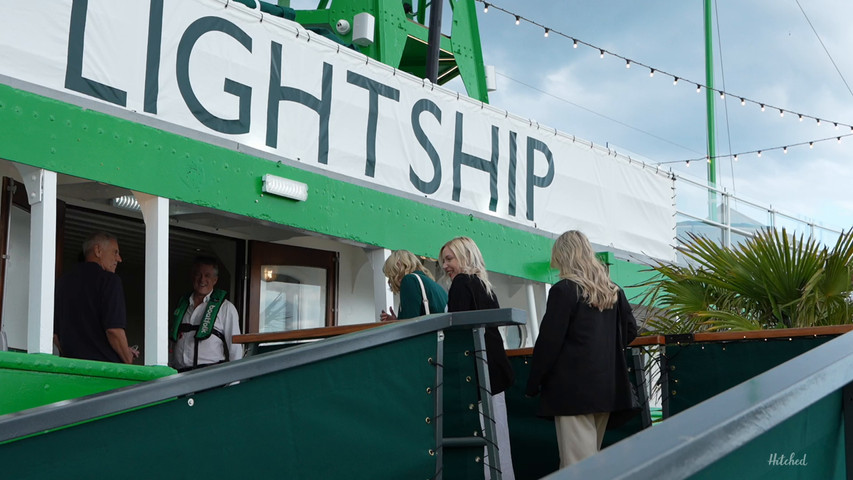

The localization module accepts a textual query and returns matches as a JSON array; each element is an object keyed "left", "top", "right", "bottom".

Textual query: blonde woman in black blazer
[
  {"left": 525, "top": 230, "right": 638, "bottom": 469},
  {"left": 441, "top": 236, "right": 515, "bottom": 479}
]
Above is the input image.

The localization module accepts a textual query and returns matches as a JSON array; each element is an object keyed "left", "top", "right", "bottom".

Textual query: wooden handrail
[
  {"left": 235, "top": 323, "right": 853, "bottom": 354},
  {"left": 233, "top": 321, "right": 395, "bottom": 344},
  {"left": 506, "top": 325, "right": 853, "bottom": 356}
]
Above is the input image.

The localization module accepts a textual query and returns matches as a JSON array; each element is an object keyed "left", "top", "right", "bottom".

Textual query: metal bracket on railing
[
  {"left": 630, "top": 347, "right": 652, "bottom": 429},
  {"left": 472, "top": 327, "right": 502, "bottom": 480},
  {"left": 842, "top": 383, "right": 853, "bottom": 480},
  {"left": 434, "top": 330, "right": 445, "bottom": 480}
]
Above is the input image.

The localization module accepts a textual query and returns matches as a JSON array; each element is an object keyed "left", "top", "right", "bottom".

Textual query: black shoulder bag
[{"left": 606, "top": 293, "right": 642, "bottom": 429}]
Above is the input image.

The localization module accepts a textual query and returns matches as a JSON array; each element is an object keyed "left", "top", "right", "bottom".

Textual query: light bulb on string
[
  {"left": 458, "top": 2, "right": 851, "bottom": 137},
  {"left": 757, "top": 150, "right": 762, "bottom": 157},
  {"left": 686, "top": 160, "right": 690, "bottom": 167},
  {"left": 734, "top": 154, "right": 738, "bottom": 161},
  {"left": 838, "top": 137, "right": 842, "bottom": 144},
  {"left": 706, "top": 157, "right": 711, "bottom": 164},
  {"left": 783, "top": 146, "right": 787, "bottom": 154},
  {"left": 809, "top": 142, "right": 814, "bottom": 149}
]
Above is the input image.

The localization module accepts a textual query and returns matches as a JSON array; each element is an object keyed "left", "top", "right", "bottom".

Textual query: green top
[{"left": 397, "top": 271, "right": 448, "bottom": 319}]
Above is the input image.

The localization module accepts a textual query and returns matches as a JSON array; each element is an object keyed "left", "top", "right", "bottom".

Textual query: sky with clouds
[{"left": 460, "top": 0, "right": 853, "bottom": 236}]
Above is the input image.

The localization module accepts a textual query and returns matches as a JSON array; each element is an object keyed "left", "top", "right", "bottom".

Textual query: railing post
[
  {"left": 472, "top": 327, "right": 502, "bottom": 479},
  {"left": 434, "top": 330, "right": 445, "bottom": 480},
  {"left": 843, "top": 383, "right": 853, "bottom": 480},
  {"left": 721, "top": 189, "right": 731, "bottom": 248},
  {"left": 630, "top": 347, "right": 653, "bottom": 428}
]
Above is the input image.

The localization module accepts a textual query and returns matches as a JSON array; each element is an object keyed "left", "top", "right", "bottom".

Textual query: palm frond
[{"left": 634, "top": 228, "right": 853, "bottom": 334}]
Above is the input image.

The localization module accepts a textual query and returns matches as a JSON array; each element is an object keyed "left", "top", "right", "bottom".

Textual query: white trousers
[
  {"left": 554, "top": 412, "right": 610, "bottom": 469},
  {"left": 481, "top": 391, "right": 515, "bottom": 479}
]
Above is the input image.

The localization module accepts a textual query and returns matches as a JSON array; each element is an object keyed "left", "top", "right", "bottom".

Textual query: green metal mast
[{"left": 704, "top": 0, "right": 718, "bottom": 221}]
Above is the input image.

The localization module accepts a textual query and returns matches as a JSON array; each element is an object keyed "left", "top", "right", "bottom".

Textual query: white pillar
[
  {"left": 134, "top": 192, "right": 169, "bottom": 366},
  {"left": 18, "top": 166, "right": 56, "bottom": 354},
  {"left": 367, "top": 248, "right": 393, "bottom": 321},
  {"left": 531, "top": 282, "right": 551, "bottom": 345},
  {"left": 525, "top": 282, "right": 539, "bottom": 347}
]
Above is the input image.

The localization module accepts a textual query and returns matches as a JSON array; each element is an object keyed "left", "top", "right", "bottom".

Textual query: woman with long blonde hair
[
  {"left": 380, "top": 250, "right": 447, "bottom": 321},
  {"left": 525, "top": 230, "right": 638, "bottom": 469},
  {"left": 440, "top": 236, "right": 515, "bottom": 479}
]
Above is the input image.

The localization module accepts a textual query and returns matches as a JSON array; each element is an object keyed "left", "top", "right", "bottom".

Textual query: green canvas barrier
[
  {"left": 689, "top": 393, "right": 845, "bottom": 479},
  {"left": 664, "top": 337, "right": 834, "bottom": 416},
  {"left": 0, "top": 334, "right": 437, "bottom": 479},
  {"left": 663, "top": 335, "right": 845, "bottom": 480}
]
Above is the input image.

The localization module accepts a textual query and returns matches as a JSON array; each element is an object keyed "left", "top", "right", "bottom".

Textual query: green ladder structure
[{"left": 235, "top": 0, "right": 491, "bottom": 102}]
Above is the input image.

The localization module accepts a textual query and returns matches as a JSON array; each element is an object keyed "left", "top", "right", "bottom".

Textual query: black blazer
[
  {"left": 447, "top": 274, "right": 515, "bottom": 395},
  {"left": 525, "top": 279, "right": 638, "bottom": 417}
]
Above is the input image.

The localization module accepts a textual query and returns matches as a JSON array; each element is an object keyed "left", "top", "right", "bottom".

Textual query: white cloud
[{"left": 470, "top": 0, "right": 853, "bottom": 233}]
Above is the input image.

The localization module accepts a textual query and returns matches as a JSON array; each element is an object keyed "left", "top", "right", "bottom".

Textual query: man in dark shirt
[{"left": 54, "top": 232, "right": 137, "bottom": 364}]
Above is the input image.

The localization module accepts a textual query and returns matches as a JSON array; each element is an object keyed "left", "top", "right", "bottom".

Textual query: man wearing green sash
[{"left": 169, "top": 256, "right": 243, "bottom": 372}]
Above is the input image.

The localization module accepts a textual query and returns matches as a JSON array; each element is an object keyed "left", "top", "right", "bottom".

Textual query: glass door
[{"left": 247, "top": 241, "right": 338, "bottom": 333}]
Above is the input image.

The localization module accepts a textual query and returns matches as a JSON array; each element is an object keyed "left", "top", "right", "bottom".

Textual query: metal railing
[
  {"left": 544, "top": 329, "right": 853, "bottom": 479},
  {"left": 673, "top": 172, "right": 844, "bottom": 249}
]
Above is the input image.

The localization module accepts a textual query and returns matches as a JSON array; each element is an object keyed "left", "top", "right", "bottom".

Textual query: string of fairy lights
[{"left": 477, "top": 0, "right": 853, "bottom": 166}]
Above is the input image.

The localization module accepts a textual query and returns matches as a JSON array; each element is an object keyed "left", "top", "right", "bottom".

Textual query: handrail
[
  {"left": 624, "top": 325, "right": 853, "bottom": 348},
  {"left": 544, "top": 329, "right": 853, "bottom": 479},
  {"left": 233, "top": 321, "right": 396, "bottom": 344},
  {"left": 0, "top": 308, "right": 525, "bottom": 443}
]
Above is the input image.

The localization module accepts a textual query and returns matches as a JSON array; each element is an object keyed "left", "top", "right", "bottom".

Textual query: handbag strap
[
  {"left": 413, "top": 273, "right": 430, "bottom": 315},
  {"left": 615, "top": 289, "right": 631, "bottom": 348}
]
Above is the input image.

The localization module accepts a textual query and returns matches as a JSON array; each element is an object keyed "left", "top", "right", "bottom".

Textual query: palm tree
[{"left": 639, "top": 228, "right": 853, "bottom": 334}]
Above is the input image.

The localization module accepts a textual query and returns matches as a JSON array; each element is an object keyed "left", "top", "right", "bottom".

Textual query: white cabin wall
[{"left": 489, "top": 272, "right": 548, "bottom": 349}]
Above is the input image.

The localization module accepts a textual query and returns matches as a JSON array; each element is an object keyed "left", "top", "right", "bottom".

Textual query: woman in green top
[{"left": 380, "top": 250, "right": 448, "bottom": 321}]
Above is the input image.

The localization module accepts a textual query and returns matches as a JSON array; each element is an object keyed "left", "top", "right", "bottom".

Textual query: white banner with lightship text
[{"left": 0, "top": 0, "right": 676, "bottom": 260}]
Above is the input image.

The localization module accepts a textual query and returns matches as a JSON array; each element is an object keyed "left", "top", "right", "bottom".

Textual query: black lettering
[
  {"left": 346, "top": 71, "right": 400, "bottom": 177},
  {"left": 453, "top": 113, "right": 498, "bottom": 212},
  {"left": 177, "top": 17, "right": 252, "bottom": 134},
  {"left": 267, "top": 42, "right": 332, "bottom": 165},
  {"left": 526, "top": 137, "right": 555, "bottom": 221},
  {"left": 409, "top": 99, "right": 442, "bottom": 194},
  {"left": 143, "top": 0, "right": 164, "bottom": 114},
  {"left": 65, "top": 0, "right": 127, "bottom": 106}
]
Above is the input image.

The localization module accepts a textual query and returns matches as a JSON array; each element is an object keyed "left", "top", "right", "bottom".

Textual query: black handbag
[{"left": 606, "top": 292, "right": 642, "bottom": 429}]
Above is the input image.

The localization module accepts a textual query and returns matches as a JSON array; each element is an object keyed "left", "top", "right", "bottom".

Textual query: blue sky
[
  {"left": 287, "top": 0, "right": 853, "bottom": 232},
  {"left": 464, "top": 0, "right": 853, "bottom": 233}
]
